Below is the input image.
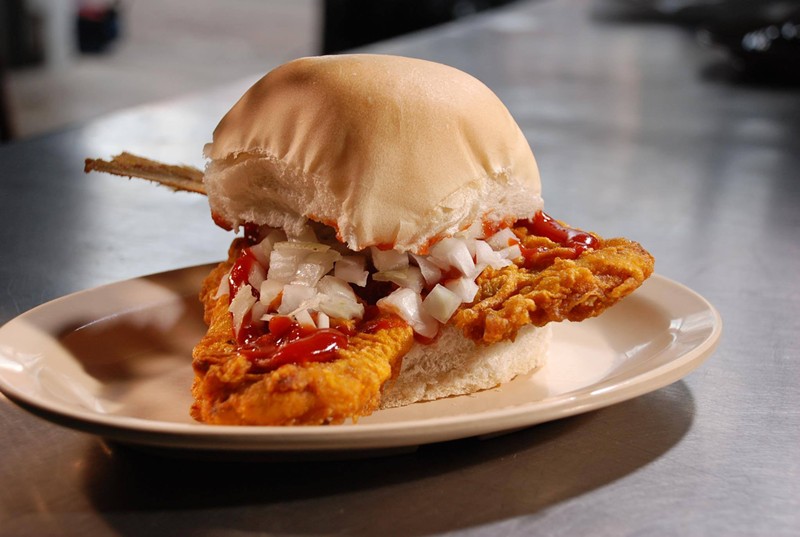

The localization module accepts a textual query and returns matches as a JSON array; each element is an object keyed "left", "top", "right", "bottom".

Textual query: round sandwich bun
[
  {"left": 205, "top": 54, "right": 550, "bottom": 407},
  {"left": 203, "top": 54, "right": 543, "bottom": 254}
]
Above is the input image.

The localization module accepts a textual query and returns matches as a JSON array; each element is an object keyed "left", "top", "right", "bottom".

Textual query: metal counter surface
[{"left": 1, "top": 0, "right": 798, "bottom": 535}]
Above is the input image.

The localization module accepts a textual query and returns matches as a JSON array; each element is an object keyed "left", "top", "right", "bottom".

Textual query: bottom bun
[{"left": 379, "top": 324, "right": 551, "bottom": 409}]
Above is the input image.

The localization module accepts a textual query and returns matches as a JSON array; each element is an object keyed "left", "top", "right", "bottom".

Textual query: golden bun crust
[{"left": 203, "top": 54, "right": 542, "bottom": 253}]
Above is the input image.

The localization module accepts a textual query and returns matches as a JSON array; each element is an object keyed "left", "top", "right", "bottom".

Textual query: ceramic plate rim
[{"left": 0, "top": 268, "right": 722, "bottom": 453}]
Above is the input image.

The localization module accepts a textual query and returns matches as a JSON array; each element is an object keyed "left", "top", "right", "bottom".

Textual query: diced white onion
[
  {"left": 370, "top": 247, "right": 409, "bottom": 272},
  {"left": 499, "top": 244, "right": 522, "bottom": 261},
  {"left": 247, "top": 258, "right": 267, "bottom": 290},
  {"left": 278, "top": 284, "right": 317, "bottom": 314},
  {"left": 274, "top": 241, "right": 330, "bottom": 253},
  {"left": 462, "top": 238, "right": 479, "bottom": 257},
  {"left": 250, "top": 229, "right": 286, "bottom": 266},
  {"left": 429, "top": 237, "right": 476, "bottom": 277},
  {"left": 294, "top": 308, "right": 316, "bottom": 329},
  {"left": 288, "top": 224, "right": 319, "bottom": 243},
  {"left": 334, "top": 255, "right": 369, "bottom": 287},
  {"left": 229, "top": 285, "right": 257, "bottom": 335},
  {"left": 411, "top": 254, "right": 443, "bottom": 287},
  {"left": 292, "top": 250, "right": 340, "bottom": 287},
  {"left": 214, "top": 271, "right": 231, "bottom": 298},
  {"left": 373, "top": 266, "right": 424, "bottom": 293},
  {"left": 422, "top": 284, "right": 462, "bottom": 324},
  {"left": 317, "top": 294, "right": 364, "bottom": 320},
  {"left": 259, "top": 279, "right": 283, "bottom": 308},
  {"left": 225, "top": 221, "right": 529, "bottom": 332},
  {"left": 250, "top": 301, "right": 267, "bottom": 326},
  {"left": 317, "top": 275, "right": 358, "bottom": 301},
  {"left": 292, "top": 262, "right": 328, "bottom": 287},
  {"left": 377, "top": 288, "right": 438, "bottom": 338},
  {"left": 445, "top": 277, "right": 480, "bottom": 303},
  {"left": 475, "top": 240, "right": 512, "bottom": 270},
  {"left": 268, "top": 248, "right": 308, "bottom": 282},
  {"left": 486, "top": 227, "right": 519, "bottom": 250}
]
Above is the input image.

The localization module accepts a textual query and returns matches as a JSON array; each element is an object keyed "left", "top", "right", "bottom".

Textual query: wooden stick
[{"left": 84, "top": 152, "right": 206, "bottom": 195}]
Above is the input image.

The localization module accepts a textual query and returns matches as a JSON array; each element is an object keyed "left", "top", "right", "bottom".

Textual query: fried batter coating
[
  {"left": 453, "top": 229, "right": 655, "bottom": 343},
  {"left": 191, "top": 223, "right": 653, "bottom": 425},
  {"left": 191, "top": 247, "right": 414, "bottom": 425}
]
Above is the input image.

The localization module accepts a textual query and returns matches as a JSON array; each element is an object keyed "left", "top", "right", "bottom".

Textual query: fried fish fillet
[
  {"left": 453, "top": 228, "right": 655, "bottom": 343},
  {"left": 190, "top": 242, "right": 414, "bottom": 425},
  {"left": 191, "top": 226, "right": 653, "bottom": 425}
]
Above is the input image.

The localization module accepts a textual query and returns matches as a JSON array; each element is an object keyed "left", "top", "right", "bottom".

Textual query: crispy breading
[
  {"left": 453, "top": 229, "right": 655, "bottom": 343},
  {"left": 191, "top": 224, "right": 653, "bottom": 425},
  {"left": 191, "top": 247, "right": 414, "bottom": 425}
]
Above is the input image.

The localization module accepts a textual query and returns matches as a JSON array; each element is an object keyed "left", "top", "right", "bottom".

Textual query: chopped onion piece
[
  {"left": 486, "top": 227, "right": 519, "bottom": 250},
  {"left": 247, "top": 258, "right": 267, "bottom": 290},
  {"left": 292, "top": 262, "right": 328, "bottom": 287},
  {"left": 373, "top": 266, "right": 424, "bottom": 293},
  {"left": 462, "top": 238, "right": 479, "bottom": 257},
  {"left": 422, "top": 284, "right": 462, "bottom": 324},
  {"left": 377, "top": 288, "right": 438, "bottom": 338},
  {"left": 229, "top": 285, "right": 257, "bottom": 335},
  {"left": 334, "top": 255, "right": 369, "bottom": 287},
  {"left": 370, "top": 247, "right": 409, "bottom": 272},
  {"left": 411, "top": 254, "right": 443, "bottom": 287},
  {"left": 294, "top": 308, "right": 316, "bottom": 329},
  {"left": 268, "top": 248, "right": 308, "bottom": 282},
  {"left": 445, "top": 276, "right": 480, "bottom": 303},
  {"left": 317, "top": 275, "right": 358, "bottom": 302},
  {"left": 214, "top": 270, "right": 231, "bottom": 298},
  {"left": 475, "top": 240, "right": 512, "bottom": 269},
  {"left": 316, "top": 311, "right": 330, "bottom": 329},
  {"left": 250, "top": 301, "right": 267, "bottom": 326},
  {"left": 500, "top": 244, "right": 522, "bottom": 261},
  {"left": 429, "top": 237, "right": 476, "bottom": 277},
  {"left": 278, "top": 284, "right": 316, "bottom": 314},
  {"left": 288, "top": 224, "right": 318, "bottom": 243},
  {"left": 273, "top": 241, "right": 330, "bottom": 253},
  {"left": 318, "top": 294, "right": 364, "bottom": 320},
  {"left": 250, "top": 229, "right": 286, "bottom": 266},
  {"left": 292, "top": 251, "right": 340, "bottom": 287},
  {"left": 259, "top": 279, "right": 283, "bottom": 308}
]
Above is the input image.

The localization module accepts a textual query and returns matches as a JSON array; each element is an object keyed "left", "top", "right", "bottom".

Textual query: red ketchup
[
  {"left": 227, "top": 244, "right": 351, "bottom": 372},
  {"left": 515, "top": 211, "right": 599, "bottom": 268},
  {"left": 228, "top": 247, "right": 260, "bottom": 301},
  {"left": 243, "top": 321, "right": 349, "bottom": 374}
]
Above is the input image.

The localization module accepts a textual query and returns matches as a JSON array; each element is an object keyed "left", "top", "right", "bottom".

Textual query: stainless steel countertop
[{"left": 1, "top": 0, "right": 798, "bottom": 535}]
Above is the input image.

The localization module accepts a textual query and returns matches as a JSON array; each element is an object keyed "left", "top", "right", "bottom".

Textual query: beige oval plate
[{"left": 0, "top": 267, "right": 721, "bottom": 455}]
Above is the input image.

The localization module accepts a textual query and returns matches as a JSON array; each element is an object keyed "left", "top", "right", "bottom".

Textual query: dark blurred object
[
  {"left": 322, "top": 0, "right": 518, "bottom": 54},
  {"left": 78, "top": 1, "right": 121, "bottom": 54},
  {"left": 0, "top": 0, "right": 45, "bottom": 68},
  {"left": 0, "top": 58, "right": 14, "bottom": 142},
  {"left": 0, "top": 0, "right": 34, "bottom": 142},
  {"left": 596, "top": 0, "right": 800, "bottom": 83},
  {"left": 698, "top": 2, "right": 800, "bottom": 82}
]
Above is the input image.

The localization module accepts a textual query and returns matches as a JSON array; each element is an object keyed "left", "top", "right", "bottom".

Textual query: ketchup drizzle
[
  {"left": 228, "top": 247, "right": 260, "bottom": 302},
  {"left": 518, "top": 211, "right": 599, "bottom": 255},
  {"left": 243, "top": 324, "right": 348, "bottom": 373},
  {"left": 226, "top": 210, "right": 596, "bottom": 373}
]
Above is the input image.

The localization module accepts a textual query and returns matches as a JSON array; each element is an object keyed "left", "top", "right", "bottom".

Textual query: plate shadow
[{"left": 82, "top": 381, "right": 695, "bottom": 536}]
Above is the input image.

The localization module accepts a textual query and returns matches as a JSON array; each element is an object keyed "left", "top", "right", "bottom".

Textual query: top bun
[{"left": 203, "top": 54, "right": 542, "bottom": 253}]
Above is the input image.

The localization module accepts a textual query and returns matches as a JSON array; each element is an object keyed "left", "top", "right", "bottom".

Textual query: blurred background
[{"left": 1, "top": 0, "right": 798, "bottom": 143}]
